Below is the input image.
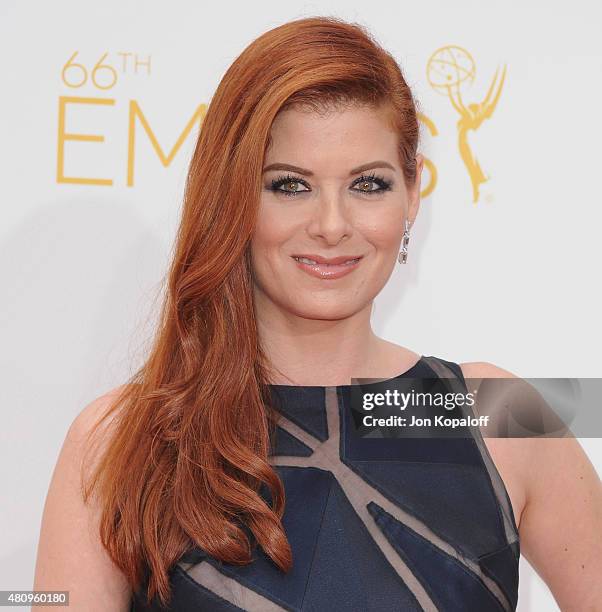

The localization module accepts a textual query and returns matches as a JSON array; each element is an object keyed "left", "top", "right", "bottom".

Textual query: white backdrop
[{"left": 1, "top": 1, "right": 600, "bottom": 610}]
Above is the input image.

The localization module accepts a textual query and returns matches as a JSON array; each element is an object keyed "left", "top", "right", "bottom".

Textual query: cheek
[
  {"left": 250, "top": 206, "right": 295, "bottom": 272},
  {"left": 357, "top": 208, "right": 404, "bottom": 252}
]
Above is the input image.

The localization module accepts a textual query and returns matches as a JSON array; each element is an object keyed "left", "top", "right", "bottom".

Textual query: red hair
[{"left": 82, "top": 15, "right": 422, "bottom": 607}]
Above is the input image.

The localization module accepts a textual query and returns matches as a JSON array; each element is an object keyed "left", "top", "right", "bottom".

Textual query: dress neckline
[{"left": 267, "top": 355, "right": 427, "bottom": 390}]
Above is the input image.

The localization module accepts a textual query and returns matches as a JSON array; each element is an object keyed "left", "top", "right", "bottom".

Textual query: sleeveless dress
[{"left": 130, "top": 355, "right": 520, "bottom": 611}]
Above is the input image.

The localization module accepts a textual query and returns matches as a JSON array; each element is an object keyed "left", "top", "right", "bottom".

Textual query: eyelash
[{"left": 269, "top": 172, "right": 392, "bottom": 198}]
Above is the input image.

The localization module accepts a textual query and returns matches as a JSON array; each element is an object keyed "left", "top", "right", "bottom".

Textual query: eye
[
  {"left": 269, "top": 174, "right": 310, "bottom": 198},
  {"left": 267, "top": 172, "right": 393, "bottom": 198},
  {"left": 351, "top": 173, "right": 392, "bottom": 194}
]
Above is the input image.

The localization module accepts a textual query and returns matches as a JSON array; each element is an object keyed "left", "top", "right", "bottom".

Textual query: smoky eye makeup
[{"left": 266, "top": 172, "right": 393, "bottom": 198}]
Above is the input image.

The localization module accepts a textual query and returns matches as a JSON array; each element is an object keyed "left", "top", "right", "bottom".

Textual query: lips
[
  {"left": 291, "top": 254, "right": 362, "bottom": 265},
  {"left": 291, "top": 253, "right": 363, "bottom": 279}
]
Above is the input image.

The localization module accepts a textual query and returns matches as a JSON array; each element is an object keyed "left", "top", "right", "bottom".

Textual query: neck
[{"left": 254, "top": 291, "right": 408, "bottom": 386}]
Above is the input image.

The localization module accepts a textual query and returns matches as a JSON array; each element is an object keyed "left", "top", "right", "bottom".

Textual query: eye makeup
[{"left": 267, "top": 172, "right": 393, "bottom": 198}]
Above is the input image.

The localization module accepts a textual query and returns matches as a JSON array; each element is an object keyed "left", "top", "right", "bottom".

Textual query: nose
[{"left": 306, "top": 189, "right": 352, "bottom": 245}]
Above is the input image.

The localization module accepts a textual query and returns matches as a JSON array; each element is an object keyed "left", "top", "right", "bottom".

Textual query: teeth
[
  {"left": 295, "top": 256, "right": 318, "bottom": 264},
  {"left": 294, "top": 256, "right": 360, "bottom": 266}
]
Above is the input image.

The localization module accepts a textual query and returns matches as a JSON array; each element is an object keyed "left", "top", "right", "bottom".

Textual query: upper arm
[
  {"left": 519, "top": 434, "right": 602, "bottom": 610},
  {"left": 461, "top": 361, "right": 602, "bottom": 610},
  {"left": 33, "top": 387, "right": 133, "bottom": 611}
]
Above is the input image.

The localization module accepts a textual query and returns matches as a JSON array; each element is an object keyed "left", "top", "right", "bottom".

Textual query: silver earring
[{"left": 398, "top": 219, "right": 411, "bottom": 264}]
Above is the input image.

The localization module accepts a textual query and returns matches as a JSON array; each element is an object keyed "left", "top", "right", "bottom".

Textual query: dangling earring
[{"left": 398, "top": 219, "right": 411, "bottom": 264}]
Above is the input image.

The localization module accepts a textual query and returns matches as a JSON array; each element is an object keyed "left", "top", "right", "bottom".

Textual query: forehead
[{"left": 265, "top": 104, "right": 400, "bottom": 172}]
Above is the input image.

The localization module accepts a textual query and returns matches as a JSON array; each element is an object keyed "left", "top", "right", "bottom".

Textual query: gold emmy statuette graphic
[{"left": 427, "top": 46, "right": 507, "bottom": 204}]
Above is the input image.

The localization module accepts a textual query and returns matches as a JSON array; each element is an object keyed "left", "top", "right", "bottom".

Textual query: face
[{"left": 250, "top": 103, "right": 424, "bottom": 321}]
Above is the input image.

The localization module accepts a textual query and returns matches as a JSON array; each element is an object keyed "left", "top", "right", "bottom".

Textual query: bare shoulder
[
  {"left": 67, "top": 385, "right": 131, "bottom": 459},
  {"left": 33, "top": 385, "right": 133, "bottom": 611},
  {"left": 460, "top": 361, "right": 602, "bottom": 609},
  {"left": 458, "top": 360, "right": 516, "bottom": 379}
]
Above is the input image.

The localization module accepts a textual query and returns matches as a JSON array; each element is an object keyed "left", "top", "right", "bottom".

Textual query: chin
[{"left": 288, "top": 301, "right": 360, "bottom": 321}]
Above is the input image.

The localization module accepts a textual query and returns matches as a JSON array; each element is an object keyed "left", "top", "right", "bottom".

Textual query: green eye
[
  {"left": 270, "top": 174, "right": 310, "bottom": 198},
  {"left": 352, "top": 173, "right": 392, "bottom": 193},
  {"left": 268, "top": 172, "right": 392, "bottom": 198}
]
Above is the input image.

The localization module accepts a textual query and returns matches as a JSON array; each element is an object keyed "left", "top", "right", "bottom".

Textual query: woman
[{"left": 34, "top": 16, "right": 601, "bottom": 612}]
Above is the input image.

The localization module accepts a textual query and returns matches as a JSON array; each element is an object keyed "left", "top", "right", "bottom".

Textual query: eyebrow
[{"left": 262, "top": 160, "right": 396, "bottom": 176}]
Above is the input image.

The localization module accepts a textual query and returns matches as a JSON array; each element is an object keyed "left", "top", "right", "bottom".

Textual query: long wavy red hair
[{"left": 82, "top": 14, "right": 422, "bottom": 607}]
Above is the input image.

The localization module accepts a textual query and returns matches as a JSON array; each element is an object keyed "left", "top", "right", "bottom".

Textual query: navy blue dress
[{"left": 130, "top": 355, "right": 520, "bottom": 611}]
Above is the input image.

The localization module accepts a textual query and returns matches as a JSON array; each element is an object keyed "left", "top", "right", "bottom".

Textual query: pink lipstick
[{"left": 291, "top": 253, "right": 363, "bottom": 280}]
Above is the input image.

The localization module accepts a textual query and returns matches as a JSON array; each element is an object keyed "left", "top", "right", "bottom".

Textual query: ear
[{"left": 407, "top": 153, "right": 424, "bottom": 227}]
